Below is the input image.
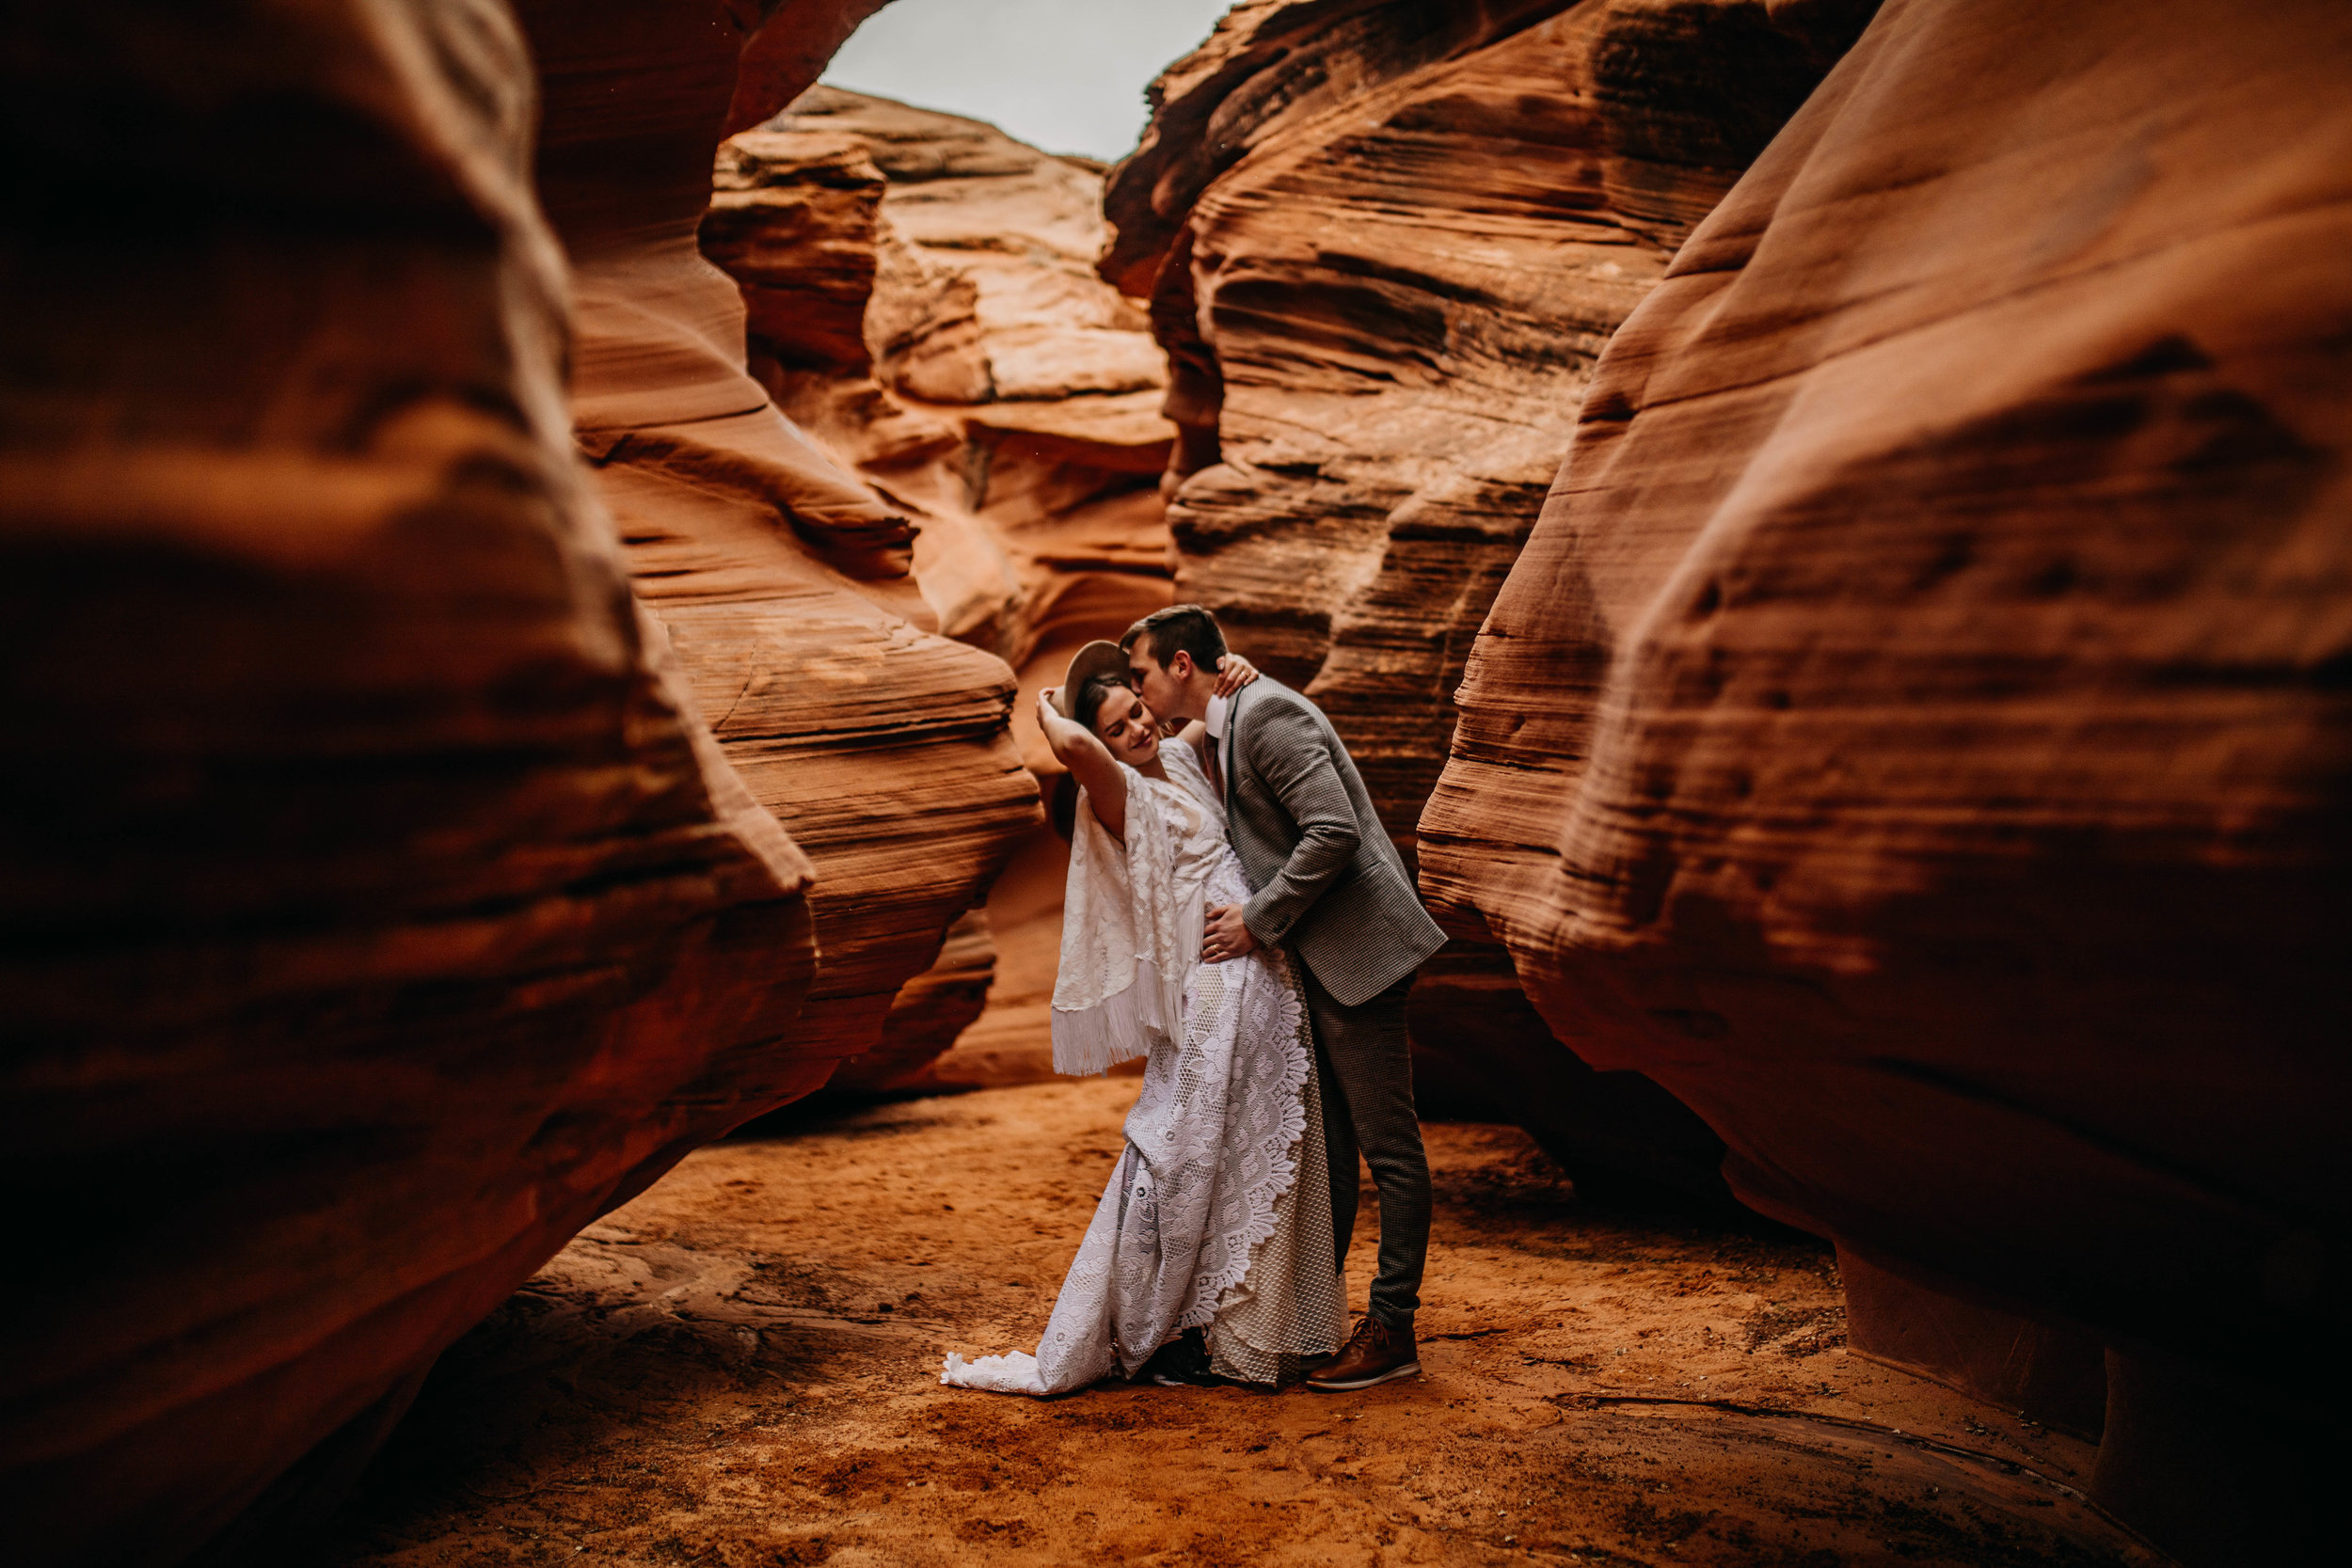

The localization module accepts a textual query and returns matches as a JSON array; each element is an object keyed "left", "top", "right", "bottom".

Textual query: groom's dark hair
[{"left": 1121, "top": 603, "right": 1227, "bottom": 673}]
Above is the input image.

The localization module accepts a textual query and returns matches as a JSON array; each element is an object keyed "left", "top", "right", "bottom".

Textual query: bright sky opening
[{"left": 822, "top": 0, "right": 1237, "bottom": 162}]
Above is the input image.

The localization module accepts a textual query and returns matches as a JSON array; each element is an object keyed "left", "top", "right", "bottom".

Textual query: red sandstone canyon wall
[
  {"left": 516, "top": 4, "right": 1042, "bottom": 1091},
  {"left": 709, "top": 87, "right": 1177, "bottom": 675},
  {"left": 1, "top": 0, "right": 1048, "bottom": 1558},
  {"left": 1102, "top": 0, "right": 1875, "bottom": 1189},
  {"left": 0, "top": 3, "right": 837, "bottom": 1562},
  {"left": 699, "top": 87, "right": 1183, "bottom": 1087},
  {"left": 1419, "top": 0, "right": 2350, "bottom": 1560}
]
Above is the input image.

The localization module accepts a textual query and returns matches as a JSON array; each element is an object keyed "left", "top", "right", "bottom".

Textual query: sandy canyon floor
[{"left": 322, "top": 1080, "right": 2162, "bottom": 1567}]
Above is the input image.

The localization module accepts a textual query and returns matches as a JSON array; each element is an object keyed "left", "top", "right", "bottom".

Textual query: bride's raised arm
[{"left": 1035, "top": 688, "right": 1130, "bottom": 842}]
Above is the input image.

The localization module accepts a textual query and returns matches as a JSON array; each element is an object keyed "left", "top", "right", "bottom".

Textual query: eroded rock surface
[
  {"left": 1103, "top": 0, "right": 1872, "bottom": 1190},
  {"left": 698, "top": 87, "right": 1185, "bottom": 1086},
  {"left": 1420, "top": 0, "right": 2351, "bottom": 1558},
  {"left": 516, "top": 8, "right": 1042, "bottom": 1081},
  {"left": 703, "top": 86, "right": 1176, "bottom": 684},
  {"left": 0, "top": 3, "right": 828, "bottom": 1561}
]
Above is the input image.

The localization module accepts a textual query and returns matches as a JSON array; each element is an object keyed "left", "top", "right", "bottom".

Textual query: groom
[{"left": 1123, "top": 604, "right": 1447, "bottom": 1390}]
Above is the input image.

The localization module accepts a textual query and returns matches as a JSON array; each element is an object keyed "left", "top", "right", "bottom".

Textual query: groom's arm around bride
[{"left": 1121, "top": 605, "right": 1446, "bottom": 1391}]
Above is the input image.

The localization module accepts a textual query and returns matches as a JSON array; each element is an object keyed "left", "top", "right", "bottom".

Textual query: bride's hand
[
  {"left": 1035, "top": 688, "right": 1066, "bottom": 749},
  {"left": 1213, "top": 653, "right": 1261, "bottom": 698}
]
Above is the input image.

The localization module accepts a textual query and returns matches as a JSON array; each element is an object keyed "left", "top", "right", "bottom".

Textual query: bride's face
[{"left": 1092, "top": 686, "right": 1161, "bottom": 767}]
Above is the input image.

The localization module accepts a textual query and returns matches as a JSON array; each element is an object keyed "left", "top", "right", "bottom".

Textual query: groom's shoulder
[
  {"left": 1240, "top": 678, "right": 1332, "bottom": 735},
  {"left": 1235, "top": 680, "right": 1348, "bottom": 766}
]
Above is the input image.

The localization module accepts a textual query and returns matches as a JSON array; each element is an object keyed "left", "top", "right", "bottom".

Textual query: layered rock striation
[
  {"left": 0, "top": 2, "right": 834, "bottom": 1561},
  {"left": 3, "top": 0, "right": 1057, "bottom": 1556},
  {"left": 704, "top": 87, "right": 1177, "bottom": 689},
  {"left": 516, "top": 7, "right": 1042, "bottom": 1085},
  {"left": 1103, "top": 0, "right": 1873, "bottom": 1186},
  {"left": 699, "top": 87, "right": 1184, "bottom": 1086},
  {"left": 1420, "top": 0, "right": 2352, "bottom": 1559}
]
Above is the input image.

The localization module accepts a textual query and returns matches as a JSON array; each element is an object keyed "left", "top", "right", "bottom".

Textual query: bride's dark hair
[{"left": 1050, "top": 675, "right": 1134, "bottom": 840}]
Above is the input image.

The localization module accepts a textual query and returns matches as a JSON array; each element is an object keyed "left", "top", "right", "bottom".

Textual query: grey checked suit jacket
[{"left": 1220, "top": 679, "right": 1446, "bottom": 1007}]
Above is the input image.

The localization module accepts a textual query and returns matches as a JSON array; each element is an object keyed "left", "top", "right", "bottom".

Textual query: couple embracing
[{"left": 941, "top": 605, "right": 1446, "bottom": 1397}]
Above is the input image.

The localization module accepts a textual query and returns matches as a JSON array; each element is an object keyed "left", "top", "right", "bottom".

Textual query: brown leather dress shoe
[{"left": 1305, "top": 1315, "right": 1420, "bottom": 1391}]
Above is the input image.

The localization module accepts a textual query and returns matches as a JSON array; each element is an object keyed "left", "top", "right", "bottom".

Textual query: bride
[{"left": 939, "top": 641, "right": 1345, "bottom": 1394}]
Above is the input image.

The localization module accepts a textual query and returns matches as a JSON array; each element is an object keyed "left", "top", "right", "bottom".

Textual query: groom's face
[{"left": 1126, "top": 645, "right": 1190, "bottom": 727}]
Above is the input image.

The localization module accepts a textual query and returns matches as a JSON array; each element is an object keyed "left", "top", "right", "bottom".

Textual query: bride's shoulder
[{"left": 1155, "top": 739, "right": 1223, "bottom": 814}]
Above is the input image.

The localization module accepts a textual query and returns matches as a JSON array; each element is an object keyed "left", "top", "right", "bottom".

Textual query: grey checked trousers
[{"left": 1297, "top": 964, "right": 1429, "bottom": 1327}]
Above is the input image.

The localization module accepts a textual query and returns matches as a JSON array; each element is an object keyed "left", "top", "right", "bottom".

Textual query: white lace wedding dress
[{"left": 940, "top": 738, "right": 1345, "bottom": 1393}]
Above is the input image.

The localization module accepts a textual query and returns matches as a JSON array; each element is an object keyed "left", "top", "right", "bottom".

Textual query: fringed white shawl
[{"left": 1051, "top": 742, "right": 1222, "bottom": 1075}]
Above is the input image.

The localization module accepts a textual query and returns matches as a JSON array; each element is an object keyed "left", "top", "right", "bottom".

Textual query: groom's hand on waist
[{"left": 1200, "top": 904, "right": 1260, "bottom": 963}]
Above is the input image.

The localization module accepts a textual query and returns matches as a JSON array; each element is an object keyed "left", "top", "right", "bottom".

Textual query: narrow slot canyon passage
[
  {"left": 319, "top": 1084, "right": 2151, "bottom": 1567},
  {"left": 6, "top": 2, "right": 2343, "bottom": 1565}
]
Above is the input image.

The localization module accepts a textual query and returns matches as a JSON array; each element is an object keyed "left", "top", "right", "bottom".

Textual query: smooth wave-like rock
[
  {"left": 516, "top": 7, "right": 1042, "bottom": 1085},
  {"left": 0, "top": 3, "right": 829, "bottom": 1562},
  {"left": 1420, "top": 0, "right": 2350, "bottom": 1559},
  {"left": 699, "top": 87, "right": 1182, "bottom": 1087},
  {"left": 707, "top": 87, "right": 1177, "bottom": 679},
  {"left": 1102, "top": 0, "right": 1872, "bottom": 1190}
]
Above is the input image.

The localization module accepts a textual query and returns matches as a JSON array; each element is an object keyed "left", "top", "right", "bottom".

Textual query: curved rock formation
[
  {"left": 1103, "top": 0, "right": 1873, "bottom": 1187},
  {"left": 704, "top": 87, "right": 1176, "bottom": 679},
  {"left": 698, "top": 87, "right": 1182, "bottom": 1086},
  {"left": 1420, "top": 0, "right": 2351, "bottom": 1559},
  {"left": 0, "top": 3, "right": 829, "bottom": 1562},
  {"left": 3, "top": 0, "right": 1056, "bottom": 1555},
  {"left": 516, "top": 5, "right": 1042, "bottom": 1084}
]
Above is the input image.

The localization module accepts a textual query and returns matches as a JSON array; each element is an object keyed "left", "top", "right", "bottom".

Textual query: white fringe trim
[{"left": 1050, "top": 955, "right": 1179, "bottom": 1075}]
